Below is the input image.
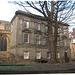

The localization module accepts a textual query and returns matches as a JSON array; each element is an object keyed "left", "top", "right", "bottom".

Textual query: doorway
[{"left": 64, "top": 51, "right": 69, "bottom": 63}]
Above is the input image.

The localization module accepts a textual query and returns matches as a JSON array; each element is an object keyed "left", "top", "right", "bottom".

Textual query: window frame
[
  {"left": 36, "top": 23, "right": 40, "bottom": 30},
  {"left": 57, "top": 53, "right": 60, "bottom": 58},
  {"left": 36, "top": 35, "right": 40, "bottom": 44},
  {"left": 24, "top": 51, "right": 29, "bottom": 59},
  {"left": 47, "top": 52, "right": 51, "bottom": 59},
  {"left": 23, "top": 33, "right": 29, "bottom": 43},
  {"left": 46, "top": 26, "right": 48, "bottom": 32},
  {"left": 36, "top": 52, "right": 41, "bottom": 59},
  {"left": 46, "top": 37, "right": 49, "bottom": 45},
  {"left": 24, "top": 21, "right": 29, "bottom": 28}
]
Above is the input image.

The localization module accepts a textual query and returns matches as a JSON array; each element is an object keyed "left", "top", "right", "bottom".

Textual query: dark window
[
  {"left": 46, "top": 26, "right": 48, "bottom": 32},
  {"left": 5, "top": 25, "right": 11, "bottom": 30},
  {"left": 36, "top": 23, "right": 40, "bottom": 30},
  {"left": 0, "top": 34, "right": 7, "bottom": 51},
  {"left": 24, "top": 34, "right": 28, "bottom": 43},
  {"left": 36, "top": 36, "right": 40, "bottom": 44},
  {"left": 46, "top": 37, "right": 49, "bottom": 45}
]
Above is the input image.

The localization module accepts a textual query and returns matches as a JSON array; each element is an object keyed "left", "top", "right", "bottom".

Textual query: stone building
[
  {"left": 0, "top": 20, "right": 11, "bottom": 63},
  {"left": 10, "top": 10, "right": 70, "bottom": 63}
]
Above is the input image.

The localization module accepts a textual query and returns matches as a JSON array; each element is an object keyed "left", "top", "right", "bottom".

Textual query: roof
[
  {"left": 0, "top": 20, "right": 10, "bottom": 24},
  {"left": 11, "top": 10, "right": 69, "bottom": 26},
  {"left": 11, "top": 10, "right": 46, "bottom": 23}
]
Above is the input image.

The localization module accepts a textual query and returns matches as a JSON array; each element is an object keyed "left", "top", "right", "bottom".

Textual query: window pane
[
  {"left": 24, "top": 52, "right": 29, "bottom": 59},
  {"left": 36, "top": 23, "right": 40, "bottom": 30},
  {"left": 24, "top": 34, "right": 28, "bottom": 43},
  {"left": 36, "top": 52, "right": 41, "bottom": 59},
  {"left": 46, "top": 26, "right": 48, "bottom": 32},
  {"left": 46, "top": 38, "right": 49, "bottom": 44},
  {"left": 24, "top": 21, "right": 29, "bottom": 28},
  {"left": 36, "top": 36, "right": 40, "bottom": 44},
  {"left": 57, "top": 53, "right": 60, "bottom": 58},
  {"left": 47, "top": 52, "right": 51, "bottom": 59}
]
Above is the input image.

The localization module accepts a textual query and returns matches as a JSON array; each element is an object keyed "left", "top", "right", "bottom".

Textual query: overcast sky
[
  {"left": 0, "top": 0, "right": 22, "bottom": 22},
  {"left": 0, "top": 0, "right": 75, "bottom": 32}
]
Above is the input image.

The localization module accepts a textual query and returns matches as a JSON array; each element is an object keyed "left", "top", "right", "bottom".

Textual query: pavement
[{"left": 0, "top": 63, "right": 75, "bottom": 74}]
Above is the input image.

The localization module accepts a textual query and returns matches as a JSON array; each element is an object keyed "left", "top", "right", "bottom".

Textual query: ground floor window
[
  {"left": 24, "top": 51, "right": 29, "bottom": 59},
  {"left": 36, "top": 52, "right": 41, "bottom": 59},
  {"left": 57, "top": 53, "right": 60, "bottom": 58},
  {"left": 0, "top": 34, "right": 7, "bottom": 51},
  {"left": 47, "top": 52, "right": 51, "bottom": 59}
]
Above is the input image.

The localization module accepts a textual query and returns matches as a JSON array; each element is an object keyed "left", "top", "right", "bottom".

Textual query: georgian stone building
[
  {"left": 10, "top": 10, "right": 70, "bottom": 63},
  {"left": 0, "top": 20, "right": 11, "bottom": 63}
]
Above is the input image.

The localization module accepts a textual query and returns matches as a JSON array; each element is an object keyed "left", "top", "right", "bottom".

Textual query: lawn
[{"left": 0, "top": 63, "right": 75, "bottom": 71}]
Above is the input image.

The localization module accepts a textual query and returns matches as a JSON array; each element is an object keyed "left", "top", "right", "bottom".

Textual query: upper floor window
[
  {"left": 46, "top": 26, "right": 48, "bottom": 32},
  {"left": 36, "top": 35, "right": 40, "bottom": 44},
  {"left": 36, "top": 23, "right": 40, "bottom": 30},
  {"left": 46, "top": 37, "right": 49, "bottom": 45},
  {"left": 5, "top": 25, "right": 11, "bottom": 30},
  {"left": 24, "top": 21, "right": 29, "bottom": 28},
  {"left": 24, "top": 34, "right": 29, "bottom": 43}
]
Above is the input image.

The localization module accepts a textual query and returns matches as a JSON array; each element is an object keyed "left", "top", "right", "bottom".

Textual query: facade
[
  {"left": 10, "top": 10, "right": 70, "bottom": 63},
  {"left": 69, "top": 28, "right": 75, "bottom": 60},
  {"left": 0, "top": 20, "right": 11, "bottom": 63}
]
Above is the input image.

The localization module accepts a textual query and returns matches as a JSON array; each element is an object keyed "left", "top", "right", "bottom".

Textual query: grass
[
  {"left": 0, "top": 63, "right": 39, "bottom": 71},
  {"left": 0, "top": 63, "right": 25, "bottom": 66},
  {"left": 0, "top": 63, "right": 75, "bottom": 71}
]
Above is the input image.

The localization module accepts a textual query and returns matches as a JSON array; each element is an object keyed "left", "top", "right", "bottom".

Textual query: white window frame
[
  {"left": 57, "top": 53, "right": 60, "bottom": 58},
  {"left": 36, "top": 35, "right": 40, "bottom": 44},
  {"left": 24, "top": 51, "right": 29, "bottom": 59},
  {"left": 47, "top": 52, "right": 51, "bottom": 59},
  {"left": 23, "top": 34, "right": 29, "bottom": 43},
  {"left": 24, "top": 21, "right": 29, "bottom": 28},
  {"left": 36, "top": 52, "right": 41, "bottom": 59},
  {"left": 36, "top": 23, "right": 40, "bottom": 30}
]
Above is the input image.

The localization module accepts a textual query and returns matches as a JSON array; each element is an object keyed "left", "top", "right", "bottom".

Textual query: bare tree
[{"left": 9, "top": 0, "right": 75, "bottom": 63}]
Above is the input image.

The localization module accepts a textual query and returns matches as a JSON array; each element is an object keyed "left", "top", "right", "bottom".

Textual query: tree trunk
[
  {"left": 48, "top": 21, "right": 57, "bottom": 63},
  {"left": 48, "top": 1, "right": 57, "bottom": 63}
]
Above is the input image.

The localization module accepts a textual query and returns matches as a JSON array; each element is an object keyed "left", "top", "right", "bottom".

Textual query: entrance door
[{"left": 64, "top": 51, "right": 69, "bottom": 63}]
